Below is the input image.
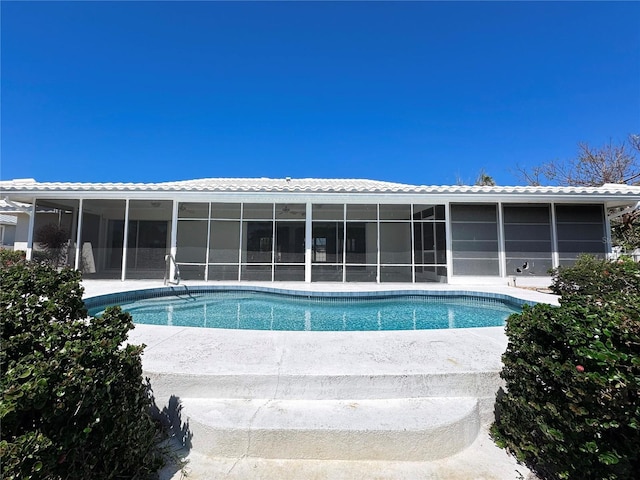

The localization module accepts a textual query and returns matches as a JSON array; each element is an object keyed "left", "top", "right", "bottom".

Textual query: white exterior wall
[
  {"left": 11, "top": 213, "right": 31, "bottom": 252},
  {"left": 0, "top": 224, "right": 16, "bottom": 247}
]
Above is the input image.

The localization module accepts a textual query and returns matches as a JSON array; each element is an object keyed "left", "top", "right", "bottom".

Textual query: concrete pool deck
[{"left": 83, "top": 280, "right": 555, "bottom": 479}]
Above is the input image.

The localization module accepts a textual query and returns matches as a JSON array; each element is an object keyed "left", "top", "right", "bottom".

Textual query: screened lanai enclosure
[
  {"left": 26, "top": 194, "right": 609, "bottom": 283},
  {"left": 175, "top": 202, "right": 448, "bottom": 282},
  {"left": 32, "top": 199, "right": 173, "bottom": 279}
]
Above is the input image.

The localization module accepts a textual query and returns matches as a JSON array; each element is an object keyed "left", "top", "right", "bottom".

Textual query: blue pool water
[{"left": 89, "top": 291, "right": 522, "bottom": 331}]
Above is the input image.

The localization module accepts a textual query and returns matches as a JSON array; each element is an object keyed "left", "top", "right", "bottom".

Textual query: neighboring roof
[
  {"left": 0, "top": 199, "right": 31, "bottom": 214},
  {"left": 0, "top": 214, "right": 17, "bottom": 225},
  {"left": 2, "top": 177, "right": 640, "bottom": 195}
]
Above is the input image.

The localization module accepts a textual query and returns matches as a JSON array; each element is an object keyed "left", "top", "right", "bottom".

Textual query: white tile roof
[
  {"left": 0, "top": 199, "right": 31, "bottom": 213},
  {"left": 0, "top": 214, "right": 18, "bottom": 225},
  {"left": 1, "top": 177, "right": 640, "bottom": 197}
]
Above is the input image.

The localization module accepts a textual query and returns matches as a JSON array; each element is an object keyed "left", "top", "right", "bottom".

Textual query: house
[
  {"left": 1, "top": 177, "right": 639, "bottom": 284},
  {"left": 0, "top": 214, "right": 17, "bottom": 249},
  {"left": 0, "top": 199, "right": 28, "bottom": 249}
]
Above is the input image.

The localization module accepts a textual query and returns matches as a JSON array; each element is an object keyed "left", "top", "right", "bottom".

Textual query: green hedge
[
  {"left": 492, "top": 256, "right": 640, "bottom": 480},
  {"left": 550, "top": 255, "right": 640, "bottom": 299},
  {"left": 0, "top": 251, "right": 165, "bottom": 479}
]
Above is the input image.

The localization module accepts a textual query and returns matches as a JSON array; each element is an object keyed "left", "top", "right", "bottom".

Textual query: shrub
[
  {"left": 34, "top": 224, "right": 70, "bottom": 266},
  {"left": 491, "top": 256, "right": 640, "bottom": 480},
  {"left": 0, "top": 259, "right": 165, "bottom": 479},
  {"left": 550, "top": 254, "right": 640, "bottom": 300},
  {"left": 0, "top": 248, "right": 26, "bottom": 267}
]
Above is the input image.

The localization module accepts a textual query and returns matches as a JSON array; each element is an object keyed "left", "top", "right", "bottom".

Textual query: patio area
[{"left": 83, "top": 280, "right": 553, "bottom": 479}]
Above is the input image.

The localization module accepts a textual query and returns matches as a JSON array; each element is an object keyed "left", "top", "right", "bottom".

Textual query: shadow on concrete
[{"left": 146, "top": 379, "right": 193, "bottom": 480}]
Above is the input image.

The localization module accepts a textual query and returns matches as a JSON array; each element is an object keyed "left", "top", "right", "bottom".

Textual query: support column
[
  {"left": 74, "top": 199, "right": 84, "bottom": 270},
  {"left": 170, "top": 200, "right": 179, "bottom": 281},
  {"left": 204, "top": 203, "right": 211, "bottom": 281},
  {"left": 237, "top": 203, "right": 244, "bottom": 281},
  {"left": 550, "top": 203, "right": 559, "bottom": 268},
  {"left": 604, "top": 206, "right": 613, "bottom": 258},
  {"left": 497, "top": 202, "right": 506, "bottom": 278},
  {"left": 410, "top": 204, "right": 416, "bottom": 283},
  {"left": 272, "top": 204, "right": 276, "bottom": 282},
  {"left": 26, "top": 199, "right": 36, "bottom": 260},
  {"left": 305, "top": 202, "right": 312, "bottom": 283},
  {"left": 343, "top": 204, "right": 347, "bottom": 282},
  {"left": 445, "top": 203, "right": 453, "bottom": 283},
  {"left": 121, "top": 199, "right": 130, "bottom": 281},
  {"left": 376, "top": 204, "right": 381, "bottom": 283}
]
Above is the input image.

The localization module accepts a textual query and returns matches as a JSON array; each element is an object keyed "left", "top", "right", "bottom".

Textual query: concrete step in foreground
[
  {"left": 182, "top": 396, "right": 480, "bottom": 462},
  {"left": 147, "top": 370, "right": 503, "bottom": 401}
]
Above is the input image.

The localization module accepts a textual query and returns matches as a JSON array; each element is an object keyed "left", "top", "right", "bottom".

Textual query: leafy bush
[
  {"left": 0, "top": 257, "right": 166, "bottom": 479},
  {"left": 34, "top": 224, "right": 70, "bottom": 266},
  {"left": 550, "top": 254, "right": 640, "bottom": 299},
  {"left": 492, "top": 256, "right": 640, "bottom": 480},
  {"left": 0, "top": 248, "right": 26, "bottom": 266}
]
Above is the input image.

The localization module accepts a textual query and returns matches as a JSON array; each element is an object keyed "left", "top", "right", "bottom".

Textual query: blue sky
[{"left": 1, "top": 1, "right": 639, "bottom": 186}]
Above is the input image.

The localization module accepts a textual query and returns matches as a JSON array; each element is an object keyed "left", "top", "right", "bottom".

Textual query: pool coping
[
  {"left": 82, "top": 279, "right": 557, "bottom": 308},
  {"left": 83, "top": 283, "right": 537, "bottom": 316}
]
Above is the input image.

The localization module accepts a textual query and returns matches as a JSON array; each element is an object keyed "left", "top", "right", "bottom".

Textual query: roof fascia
[{"left": 3, "top": 190, "right": 639, "bottom": 207}]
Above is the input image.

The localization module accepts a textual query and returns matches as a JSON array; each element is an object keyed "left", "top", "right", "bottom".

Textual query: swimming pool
[{"left": 86, "top": 287, "right": 525, "bottom": 331}]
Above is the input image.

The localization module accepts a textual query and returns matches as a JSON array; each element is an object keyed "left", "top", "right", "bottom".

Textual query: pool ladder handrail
[{"left": 164, "top": 253, "right": 181, "bottom": 285}]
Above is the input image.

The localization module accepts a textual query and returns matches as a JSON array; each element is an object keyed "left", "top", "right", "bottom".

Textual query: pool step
[
  {"left": 147, "top": 371, "right": 502, "bottom": 401},
  {"left": 181, "top": 396, "right": 480, "bottom": 461}
]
